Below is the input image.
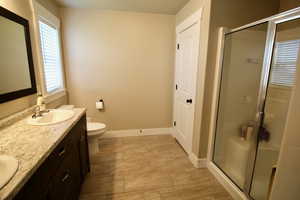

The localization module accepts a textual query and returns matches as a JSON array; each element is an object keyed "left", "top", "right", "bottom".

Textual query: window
[
  {"left": 34, "top": 2, "right": 65, "bottom": 100},
  {"left": 39, "top": 20, "right": 63, "bottom": 93},
  {"left": 270, "top": 40, "right": 300, "bottom": 87}
]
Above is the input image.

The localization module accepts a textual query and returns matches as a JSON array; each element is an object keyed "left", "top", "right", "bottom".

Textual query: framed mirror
[{"left": 0, "top": 6, "right": 37, "bottom": 103}]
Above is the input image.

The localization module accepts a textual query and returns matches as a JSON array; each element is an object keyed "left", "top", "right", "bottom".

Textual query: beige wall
[
  {"left": 279, "top": 0, "right": 300, "bottom": 12},
  {"left": 175, "top": 0, "right": 212, "bottom": 156},
  {"left": 36, "top": 0, "right": 60, "bottom": 17},
  {"left": 176, "top": 0, "right": 208, "bottom": 25},
  {"left": 61, "top": 9, "right": 175, "bottom": 130},
  {"left": 199, "top": 0, "right": 280, "bottom": 158},
  {"left": 0, "top": 0, "right": 66, "bottom": 120}
]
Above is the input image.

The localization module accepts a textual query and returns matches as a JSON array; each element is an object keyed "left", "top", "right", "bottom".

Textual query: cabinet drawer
[
  {"left": 48, "top": 147, "right": 81, "bottom": 200},
  {"left": 51, "top": 132, "right": 73, "bottom": 168}
]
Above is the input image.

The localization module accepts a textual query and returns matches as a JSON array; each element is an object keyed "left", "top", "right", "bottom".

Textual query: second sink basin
[
  {"left": 27, "top": 109, "right": 75, "bottom": 126},
  {"left": 0, "top": 155, "right": 18, "bottom": 189}
]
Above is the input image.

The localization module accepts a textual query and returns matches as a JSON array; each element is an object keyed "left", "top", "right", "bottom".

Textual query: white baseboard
[
  {"left": 103, "top": 127, "right": 173, "bottom": 138},
  {"left": 207, "top": 161, "right": 248, "bottom": 200},
  {"left": 188, "top": 153, "right": 207, "bottom": 168}
]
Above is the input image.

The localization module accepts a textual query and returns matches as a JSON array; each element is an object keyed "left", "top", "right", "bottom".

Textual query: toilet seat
[{"left": 87, "top": 122, "right": 106, "bottom": 136}]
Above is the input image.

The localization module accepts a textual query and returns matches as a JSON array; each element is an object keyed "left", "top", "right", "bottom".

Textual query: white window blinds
[
  {"left": 270, "top": 40, "right": 300, "bottom": 87},
  {"left": 39, "top": 20, "right": 63, "bottom": 93}
]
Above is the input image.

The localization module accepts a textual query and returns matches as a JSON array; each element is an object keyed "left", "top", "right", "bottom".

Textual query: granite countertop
[{"left": 0, "top": 108, "right": 86, "bottom": 200}]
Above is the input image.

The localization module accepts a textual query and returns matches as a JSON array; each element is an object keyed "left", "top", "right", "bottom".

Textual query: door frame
[
  {"left": 173, "top": 9, "right": 202, "bottom": 155},
  {"left": 206, "top": 7, "right": 300, "bottom": 200}
]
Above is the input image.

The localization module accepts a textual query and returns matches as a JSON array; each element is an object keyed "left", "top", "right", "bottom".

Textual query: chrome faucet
[{"left": 32, "top": 106, "right": 50, "bottom": 119}]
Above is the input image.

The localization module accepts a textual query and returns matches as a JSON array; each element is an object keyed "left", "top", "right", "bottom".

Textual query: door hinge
[
  {"left": 177, "top": 44, "right": 180, "bottom": 50},
  {"left": 175, "top": 84, "right": 178, "bottom": 90},
  {"left": 173, "top": 121, "right": 177, "bottom": 126}
]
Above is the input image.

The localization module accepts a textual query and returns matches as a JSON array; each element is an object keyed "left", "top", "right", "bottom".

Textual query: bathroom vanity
[
  {"left": 14, "top": 114, "right": 89, "bottom": 200},
  {"left": 0, "top": 109, "right": 89, "bottom": 200}
]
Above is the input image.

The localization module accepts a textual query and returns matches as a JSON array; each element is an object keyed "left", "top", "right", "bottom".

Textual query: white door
[{"left": 173, "top": 12, "right": 201, "bottom": 154}]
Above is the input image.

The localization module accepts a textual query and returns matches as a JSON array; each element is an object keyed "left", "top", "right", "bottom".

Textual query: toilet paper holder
[{"left": 96, "top": 99, "right": 105, "bottom": 110}]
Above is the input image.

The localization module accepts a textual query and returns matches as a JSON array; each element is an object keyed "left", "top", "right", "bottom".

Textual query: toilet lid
[{"left": 87, "top": 122, "right": 106, "bottom": 133}]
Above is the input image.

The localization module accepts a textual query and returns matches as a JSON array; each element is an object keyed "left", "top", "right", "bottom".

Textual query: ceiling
[{"left": 54, "top": 0, "right": 189, "bottom": 14}]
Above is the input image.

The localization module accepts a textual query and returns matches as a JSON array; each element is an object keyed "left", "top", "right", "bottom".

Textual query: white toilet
[
  {"left": 87, "top": 122, "right": 106, "bottom": 154},
  {"left": 58, "top": 105, "right": 106, "bottom": 154}
]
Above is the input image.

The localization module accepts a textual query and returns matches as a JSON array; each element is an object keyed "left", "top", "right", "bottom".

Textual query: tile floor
[{"left": 80, "top": 135, "right": 233, "bottom": 200}]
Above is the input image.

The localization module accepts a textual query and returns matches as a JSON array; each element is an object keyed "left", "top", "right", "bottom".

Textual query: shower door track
[{"left": 206, "top": 7, "right": 300, "bottom": 200}]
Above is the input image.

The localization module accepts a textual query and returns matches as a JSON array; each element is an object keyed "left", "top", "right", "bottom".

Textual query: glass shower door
[
  {"left": 213, "top": 23, "right": 269, "bottom": 189},
  {"left": 250, "top": 18, "right": 300, "bottom": 200}
]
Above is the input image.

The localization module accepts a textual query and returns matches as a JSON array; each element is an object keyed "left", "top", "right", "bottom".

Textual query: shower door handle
[{"left": 258, "top": 126, "right": 270, "bottom": 142}]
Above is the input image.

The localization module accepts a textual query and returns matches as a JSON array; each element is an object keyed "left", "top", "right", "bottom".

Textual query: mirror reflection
[
  {"left": 0, "top": 15, "right": 32, "bottom": 94},
  {"left": 0, "top": 6, "right": 37, "bottom": 104}
]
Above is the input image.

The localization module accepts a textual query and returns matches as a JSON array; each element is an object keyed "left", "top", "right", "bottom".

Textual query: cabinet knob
[
  {"left": 61, "top": 173, "right": 70, "bottom": 183},
  {"left": 58, "top": 148, "right": 66, "bottom": 157}
]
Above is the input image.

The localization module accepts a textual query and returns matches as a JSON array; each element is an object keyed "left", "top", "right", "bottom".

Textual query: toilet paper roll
[{"left": 96, "top": 101, "right": 104, "bottom": 109}]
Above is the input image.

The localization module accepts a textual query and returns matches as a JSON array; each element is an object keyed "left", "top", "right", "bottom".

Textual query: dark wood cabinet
[
  {"left": 77, "top": 117, "right": 90, "bottom": 182},
  {"left": 14, "top": 115, "right": 90, "bottom": 200}
]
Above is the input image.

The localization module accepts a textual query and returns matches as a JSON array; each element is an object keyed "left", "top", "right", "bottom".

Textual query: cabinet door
[
  {"left": 48, "top": 148, "right": 80, "bottom": 200},
  {"left": 79, "top": 117, "right": 90, "bottom": 181},
  {"left": 69, "top": 144, "right": 82, "bottom": 200},
  {"left": 14, "top": 151, "right": 57, "bottom": 200},
  {"left": 73, "top": 115, "right": 90, "bottom": 182}
]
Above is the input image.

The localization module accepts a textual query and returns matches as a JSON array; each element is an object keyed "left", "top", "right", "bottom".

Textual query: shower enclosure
[{"left": 210, "top": 8, "right": 300, "bottom": 200}]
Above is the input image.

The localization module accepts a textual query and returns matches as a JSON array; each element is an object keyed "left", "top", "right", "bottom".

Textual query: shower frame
[{"left": 206, "top": 7, "right": 300, "bottom": 200}]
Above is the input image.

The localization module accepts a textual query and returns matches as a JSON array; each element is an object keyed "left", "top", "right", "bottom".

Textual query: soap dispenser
[{"left": 37, "top": 93, "right": 46, "bottom": 111}]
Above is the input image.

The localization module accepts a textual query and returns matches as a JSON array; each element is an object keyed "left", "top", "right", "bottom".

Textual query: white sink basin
[
  {"left": 27, "top": 109, "right": 75, "bottom": 126},
  {"left": 0, "top": 155, "right": 18, "bottom": 189}
]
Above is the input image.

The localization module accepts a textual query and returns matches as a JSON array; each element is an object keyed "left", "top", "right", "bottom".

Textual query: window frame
[{"left": 32, "top": 2, "right": 66, "bottom": 103}]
